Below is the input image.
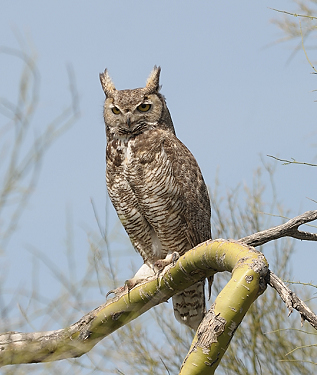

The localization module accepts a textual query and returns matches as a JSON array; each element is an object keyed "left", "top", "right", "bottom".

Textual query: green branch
[
  {"left": 1, "top": 208, "right": 317, "bottom": 373},
  {"left": 0, "top": 240, "right": 267, "bottom": 368},
  {"left": 179, "top": 240, "right": 268, "bottom": 374}
]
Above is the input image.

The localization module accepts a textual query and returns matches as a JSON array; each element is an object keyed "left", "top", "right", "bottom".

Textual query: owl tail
[{"left": 172, "top": 280, "right": 206, "bottom": 331}]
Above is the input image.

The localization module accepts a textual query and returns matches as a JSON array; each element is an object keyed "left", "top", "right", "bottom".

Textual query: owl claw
[
  {"left": 154, "top": 251, "right": 180, "bottom": 271},
  {"left": 106, "top": 275, "right": 146, "bottom": 299},
  {"left": 106, "top": 285, "right": 127, "bottom": 298},
  {"left": 207, "top": 275, "right": 214, "bottom": 300},
  {"left": 125, "top": 278, "right": 140, "bottom": 290},
  {"left": 171, "top": 251, "right": 180, "bottom": 264}
]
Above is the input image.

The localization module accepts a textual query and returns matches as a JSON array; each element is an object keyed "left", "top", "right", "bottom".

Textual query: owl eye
[
  {"left": 112, "top": 107, "right": 121, "bottom": 115},
  {"left": 137, "top": 103, "right": 151, "bottom": 112}
]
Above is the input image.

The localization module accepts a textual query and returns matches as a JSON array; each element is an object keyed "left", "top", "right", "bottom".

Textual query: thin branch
[
  {"left": 0, "top": 47, "right": 80, "bottom": 251},
  {"left": 269, "top": 8, "right": 317, "bottom": 21},
  {"left": 299, "top": 20, "right": 317, "bottom": 74},
  {"left": 266, "top": 271, "right": 317, "bottom": 330},
  {"left": 267, "top": 155, "right": 317, "bottom": 167},
  {"left": 239, "top": 210, "right": 317, "bottom": 247}
]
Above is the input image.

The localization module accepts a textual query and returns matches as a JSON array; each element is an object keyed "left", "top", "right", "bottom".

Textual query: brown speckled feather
[{"left": 101, "top": 66, "right": 211, "bottom": 330}]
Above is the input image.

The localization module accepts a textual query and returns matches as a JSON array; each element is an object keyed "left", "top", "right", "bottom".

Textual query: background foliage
[{"left": 1, "top": 1, "right": 317, "bottom": 374}]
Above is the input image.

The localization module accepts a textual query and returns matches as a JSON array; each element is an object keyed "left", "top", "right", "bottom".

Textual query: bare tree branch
[
  {"left": 267, "top": 155, "right": 317, "bottom": 167},
  {"left": 266, "top": 270, "right": 317, "bottom": 330},
  {"left": 270, "top": 7, "right": 317, "bottom": 21},
  {"left": 239, "top": 210, "right": 317, "bottom": 247},
  {"left": 0, "top": 47, "right": 80, "bottom": 251}
]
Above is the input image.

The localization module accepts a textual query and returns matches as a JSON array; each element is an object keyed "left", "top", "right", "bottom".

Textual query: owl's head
[{"left": 100, "top": 66, "right": 174, "bottom": 140}]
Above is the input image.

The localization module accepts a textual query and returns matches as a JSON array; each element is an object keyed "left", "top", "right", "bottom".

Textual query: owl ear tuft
[
  {"left": 100, "top": 69, "right": 116, "bottom": 97},
  {"left": 144, "top": 66, "right": 161, "bottom": 94}
]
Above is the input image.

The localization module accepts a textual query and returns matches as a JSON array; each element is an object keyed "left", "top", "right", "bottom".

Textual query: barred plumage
[{"left": 100, "top": 66, "right": 212, "bottom": 330}]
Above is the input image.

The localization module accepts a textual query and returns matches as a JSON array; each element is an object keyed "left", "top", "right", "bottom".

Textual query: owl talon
[
  {"left": 154, "top": 259, "right": 165, "bottom": 271},
  {"left": 171, "top": 251, "right": 180, "bottom": 265},
  {"left": 154, "top": 252, "right": 180, "bottom": 271},
  {"left": 125, "top": 278, "right": 139, "bottom": 290},
  {"left": 106, "top": 285, "right": 127, "bottom": 298},
  {"left": 106, "top": 277, "right": 140, "bottom": 299},
  {"left": 207, "top": 275, "right": 214, "bottom": 300}
]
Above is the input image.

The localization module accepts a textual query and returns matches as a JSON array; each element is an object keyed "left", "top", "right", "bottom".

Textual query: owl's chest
[
  {"left": 106, "top": 135, "right": 165, "bottom": 179},
  {"left": 106, "top": 139, "right": 132, "bottom": 170}
]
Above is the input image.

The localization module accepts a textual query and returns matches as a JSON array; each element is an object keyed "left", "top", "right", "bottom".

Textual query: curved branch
[
  {"left": 179, "top": 240, "right": 268, "bottom": 375},
  {"left": 0, "top": 240, "right": 267, "bottom": 368},
  {"left": 1, "top": 211, "right": 317, "bottom": 372}
]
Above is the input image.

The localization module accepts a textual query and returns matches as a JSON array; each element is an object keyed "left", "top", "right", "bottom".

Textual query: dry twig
[{"left": 239, "top": 210, "right": 317, "bottom": 247}]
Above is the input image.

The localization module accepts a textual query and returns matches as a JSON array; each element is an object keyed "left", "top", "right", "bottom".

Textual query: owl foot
[
  {"left": 154, "top": 251, "right": 180, "bottom": 271},
  {"left": 124, "top": 277, "right": 143, "bottom": 290},
  {"left": 107, "top": 263, "right": 156, "bottom": 299},
  {"left": 106, "top": 278, "right": 142, "bottom": 299},
  {"left": 207, "top": 274, "right": 214, "bottom": 300},
  {"left": 106, "top": 285, "right": 126, "bottom": 298}
]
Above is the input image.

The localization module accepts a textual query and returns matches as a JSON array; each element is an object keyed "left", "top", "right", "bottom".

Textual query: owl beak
[{"left": 126, "top": 116, "right": 131, "bottom": 128}]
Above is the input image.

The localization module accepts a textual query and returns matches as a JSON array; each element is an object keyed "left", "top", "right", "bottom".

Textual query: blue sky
[{"left": 0, "top": 0, "right": 316, "bottom": 357}]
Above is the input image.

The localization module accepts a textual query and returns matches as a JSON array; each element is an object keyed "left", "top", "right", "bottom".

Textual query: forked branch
[
  {"left": 180, "top": 211, "right": 317, "bottom": 374},
  {"left": 239, "top": 210, "right": 317, "bottom": 329},
  {"left": 239, "top": 210, "right": 317, "bottom": 247},
  {"left": 0, "top": 211, "right": 316, "bottom": 373}
]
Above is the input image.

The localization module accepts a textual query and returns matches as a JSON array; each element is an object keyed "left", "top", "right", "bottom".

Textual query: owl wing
[
  {"left": 127, "top": 129, "right": 211, "bottom": 257},
  {"left": 107, "top": 130, "right": 211, "bottom": 330},
  {"left": 128, "top": 130, "right": 211, "bottom": 331},
  {"left": 161, "top": 134, "right": 212, "bottom": 247}
]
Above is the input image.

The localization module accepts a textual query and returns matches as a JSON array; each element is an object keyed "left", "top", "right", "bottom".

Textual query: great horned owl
[{"left": 100, "top": 66, "right": 211, "bottom": 330}]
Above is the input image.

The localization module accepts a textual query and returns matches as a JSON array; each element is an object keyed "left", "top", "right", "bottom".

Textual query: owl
[{"left": 100, "top": 66, "right": 212, "bottom": 330}]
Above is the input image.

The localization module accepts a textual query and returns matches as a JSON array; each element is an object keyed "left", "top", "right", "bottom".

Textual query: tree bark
[{"left": 0, "top": 211, "right": 316, "bottom": 373}]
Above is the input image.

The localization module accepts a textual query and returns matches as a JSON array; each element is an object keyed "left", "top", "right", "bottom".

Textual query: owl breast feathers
[{"left": 100, "top": 66, "right": 211, "bottom": 330}]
